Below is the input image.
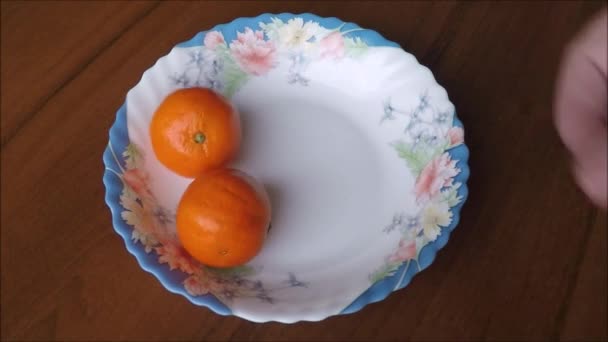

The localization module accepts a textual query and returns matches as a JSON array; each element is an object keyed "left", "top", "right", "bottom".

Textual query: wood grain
[
  {"left": 1, "top": 1, "right": 606, "bottom": 341},
  {"left": 0, "top": 0, "right": 158, "bottom": 145},
  {"left": 560, "top": 212, "right": 608, "bottom": 341}
]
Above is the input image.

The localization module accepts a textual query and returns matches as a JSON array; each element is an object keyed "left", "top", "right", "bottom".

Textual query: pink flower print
[
  {"left": 320, "top": 32, "right": 345, "bottom": 59},
  {"left": 123, "top": 168, "right": 154, "bottom": 202},
  {"left": 184, "top": 275, "right": 210, "bottom": 296},
  {"left": 155, "top": 242, "right": 198, "bottom": 275},
  {"left": 388, "top": 239, "right": 416, "bottom": 263},
  {"left": 230, "top": 28, "right": 276, "bottom": 75},
  {"left": 447, "top": 127, "right": 464, "bottom": 147},
  {"left": 415, "top": 153, "right": 459, "bottom": 201},
  {"left": 204, "top": 31, "right": 225, "bottom": 49}
]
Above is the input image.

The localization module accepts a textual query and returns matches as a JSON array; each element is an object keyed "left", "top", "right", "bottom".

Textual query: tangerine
[
  {"left": 176, "top": 168, "right": 271, "bottom": 268},
  {"left": 150, "top": 87, "right": 241, "bottom": 178}
]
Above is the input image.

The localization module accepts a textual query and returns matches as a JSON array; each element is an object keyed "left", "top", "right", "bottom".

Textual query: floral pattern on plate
[
  {"left": 170, "top": 17, "right": 370, "bottom": 97},
  {"left": 105, "top": 142, "right": 307, "bottom": 304},
  {"left": 370, "top": 97, "right": 464, "bottom": 285},
  {"left": 370, "top": 93, "right": 464, "bottom": 286}
]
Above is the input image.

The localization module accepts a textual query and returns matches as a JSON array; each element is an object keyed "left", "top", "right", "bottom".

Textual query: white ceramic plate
[{"left": 103, "top": 13, "right": 469, "bottom": 323}]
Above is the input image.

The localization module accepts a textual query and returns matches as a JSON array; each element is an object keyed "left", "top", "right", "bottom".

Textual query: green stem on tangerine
[{"left": 193, "top": 132, "right": 206, "bottom": 144}]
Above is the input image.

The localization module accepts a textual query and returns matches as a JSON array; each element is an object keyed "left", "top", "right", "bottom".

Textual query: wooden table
[{"left": 2, "top": 1, "right": 606, "bottom": 341}]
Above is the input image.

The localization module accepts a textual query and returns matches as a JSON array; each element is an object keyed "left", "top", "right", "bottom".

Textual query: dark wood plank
[
  {"left": 0, "top": 0, "right": 158, "bottom": 145},
  {"left": 1, "top": 1, "right": 606, "bottom": 341},
  {"left": 560, "top": 211, "right": 608, "bottom": 341}
]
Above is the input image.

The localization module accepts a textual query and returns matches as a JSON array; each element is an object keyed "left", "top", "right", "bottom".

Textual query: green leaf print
[
  {"left": 392, "top": 140, "right": 447, "bottom": 177},
  {"left": 123, "top": 143, "right": 143, "bottom": 170},
  {"left": 344, "top": 37, "right": 369, "bottom": 58},
  {"left": 216, "top": 46, "right": 249, "bottom": 98},
  {"left": 369, "top": 261, "right": 402, "bottom": 284},
  {"left": 223, "top": 63, "right": 249, "bottom": 98},
  {"left": 443, "top": 182, "right": 463, "bottom": 207}
]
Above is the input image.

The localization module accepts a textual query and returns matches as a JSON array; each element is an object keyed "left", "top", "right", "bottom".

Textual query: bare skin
[{"left": 554, "top": 8, "right": 607, "bottom": 209}]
